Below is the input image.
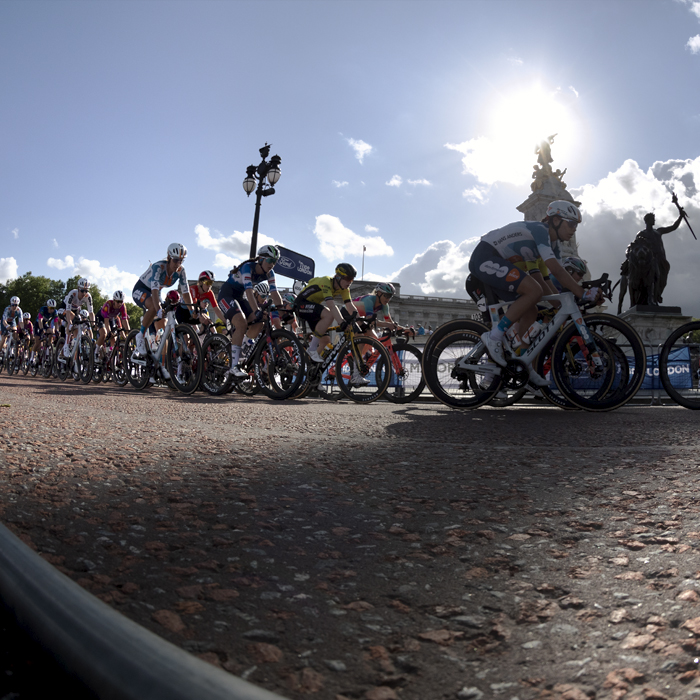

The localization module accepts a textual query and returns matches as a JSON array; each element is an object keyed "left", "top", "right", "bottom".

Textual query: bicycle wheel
[
  {"left": 421, "top": 320, "right": 500, "bottom": 409},
  {"left": 551, "top": 314, "right": 645, "bottom": 411},
  {"left": 165, "top": 324, "right": 202, "bottom": 395},
  {"left": 29, "top": 349, "right": 39, "bottom": 377},
  {"left": 21, "top": 347, "right": 30, "bottom": 375},
  {"left": 110, "top": 341, "right": 129, "bottom": 387},
  {"left": 535, "top": 339, "right": 580, "bottom": 410},
  {"left": 384, "top": 343, "right": 426, "bottom": 403},
  {"left": 77, "top": 337, "right": 94, "bottom": 384},
  {"left": 40, "top": 344, "right": 53, "bottom": 378},
  {"left": 253, "top": 330, "right": 305, "bottom": 400},
  {"left": 659, "top": 320, "right": 700, "bottom": 409},
  {"left": 335, "top": 336, "right": 391, "bottom": 403},
  {"left": 124, "top": 330, "right": 151, "bottom": 390},
  {"left": 200, "top": 334, "right": 233, "bottom": 396}
]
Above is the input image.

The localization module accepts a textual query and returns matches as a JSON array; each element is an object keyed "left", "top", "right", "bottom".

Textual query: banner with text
[{"left": 276, "top": 246, "right": 315, "bottom": 283}]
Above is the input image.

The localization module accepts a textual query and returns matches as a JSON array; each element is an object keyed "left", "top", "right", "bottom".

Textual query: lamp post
[{"left": 242, "top": 143, "right": 281, "bottom": 258}]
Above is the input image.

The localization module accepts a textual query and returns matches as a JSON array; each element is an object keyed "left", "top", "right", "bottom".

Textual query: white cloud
[
  {"left": 462, "top": 186, "right": 488, "bottom": 203},
  {"left": 365, "top": 225, "right": 379, "bottom": 232},
  {"left": 407, "top": 178, "right": 431, "bottom": 186},
  {"left": 313, "top": 215, "right": 394, "bottom": 261},
  {"left": 52, "top": 238, "right": 58, "bottom": 248},
  {"left": 195, "top": 224, "right": 277, "bottom": 263},
  {"left": 688, "top": 35, "right": 700, "bottom": 53},
  {"left": 11, "top": 228, "right": 18, "bottom": 239},
  {"left": 47, "top": 255, "right": 138, "bottom": 297},
  {"left": 386, "top": 175, "right": 403, "bottom": 187},
  {"left": 332, "top": 180, "right": 349, "bottom": 188},
  {"left": 0, "top": 257, "right": 18, "bottom": 283},
  {"left": 347, "top": 138, "right": 372, "bottom": 164}
]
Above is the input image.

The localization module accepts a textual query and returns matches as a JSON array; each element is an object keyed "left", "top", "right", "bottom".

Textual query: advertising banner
[{"left": 276, "top": 246, "right": 315, "bottom": 283}]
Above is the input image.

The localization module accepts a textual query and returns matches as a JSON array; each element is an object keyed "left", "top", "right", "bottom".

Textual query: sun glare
[{"left": 485, "top": 85, "right": 578, "bottom": 186}]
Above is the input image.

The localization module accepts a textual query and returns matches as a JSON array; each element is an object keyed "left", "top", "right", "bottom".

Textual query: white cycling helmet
[
  {"left": 10, "top": 296, "right": 20, "bottom": 306},
  {"left": 47, "top": 298, "right": 57, "bottom": 309},
  {"left": 79, "top": 309, "right": 90, "bottom": 319},
  {"left": 23, "top": 312, "right": 31, "bottom": 320},
  {"left": 167, "top": 242, "right": 187, "bottom": 260},
  {"left": 546, "top": 200, "right": 582, "bottom": 223},
  {"left": 257, "top": 244, "right": 280, "bottom": 263},
  {"left": 113, "top": 290, "right": 124, "bottom": 302},
  {"left": 78, "top": 277, "right": 90, "bottom": 290},
  {"left": 562, "top": 257, "right": 587, "bottom": 277},
  {"left": 253, "top": 281, "right": 270, "bottom": 297}
]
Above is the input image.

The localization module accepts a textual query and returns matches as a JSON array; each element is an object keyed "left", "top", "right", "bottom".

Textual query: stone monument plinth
[{"left": 619, "top": 307, "right": 691, "bottom": 351}]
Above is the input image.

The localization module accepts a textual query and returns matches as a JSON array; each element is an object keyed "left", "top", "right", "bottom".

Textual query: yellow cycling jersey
[{"left": 297, "top": 276, "right": 352, "bottom": 305}]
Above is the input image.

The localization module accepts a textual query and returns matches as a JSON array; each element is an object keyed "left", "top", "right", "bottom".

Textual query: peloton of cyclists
[
  {"left": 468, "top": 200, "right": 603, "bottom": 386},
  {"left": 60, "top": 278, "right": 95, "bottom": 363},
  {"left": 131, "top": 243, "right": 193, "bottom": 380},
  {"left": 217, "top": 245, "right": 285, "bottom": 378},
  {"left": 31, "top": 299, "right": 59, "bottom": 366}
]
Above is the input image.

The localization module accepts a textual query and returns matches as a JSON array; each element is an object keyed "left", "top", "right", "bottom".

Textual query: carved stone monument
[{"left": 516, "top": 134, "right": 582, "bottom": 260}]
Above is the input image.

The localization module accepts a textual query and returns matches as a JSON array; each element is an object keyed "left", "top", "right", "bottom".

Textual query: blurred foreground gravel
[{"left": 2, "top": 375, "right": 700, "bottom": 700}]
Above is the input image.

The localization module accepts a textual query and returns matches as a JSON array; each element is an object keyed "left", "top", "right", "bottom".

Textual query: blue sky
[{"left": 3, "top": 0, "right": 700, "bottom": 311}]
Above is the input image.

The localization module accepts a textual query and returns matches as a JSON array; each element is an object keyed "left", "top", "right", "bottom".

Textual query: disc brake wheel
[
  {"left": 200, "top": 334, "right": 233, "bottom": 396},
  {"left": 111, "top": 342, "right": 129, "bottom": 387},
  {"left": 384, "top": 343, "right": 426, "bottom": 403},
  {"left": 165, "top": 324, "right": 202, "bottom": 395},
  {"left": 124, "top": 330, "right": 151, "bottom": 390},
  {"left": 254, "top": 330, "right": 306, "bottom": 400},
  {"left": 335, "top": 336, "right": 391, "bottom": 403}
]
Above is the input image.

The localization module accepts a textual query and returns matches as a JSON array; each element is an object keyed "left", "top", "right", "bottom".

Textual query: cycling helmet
[
  {"left": 335, "top": 262, "right": 357, "bottom": 280},
  {"left": 375, "top": 282, "right": 395, "bottom": 297},
  {"left": 253, "top": 281, "right": 270, "bottom": 297},
  {"left": 165, "top": 290, "right": 181, "bottom": 304},
  {"left": 10, "top": 296, "right": 20, "bottom": 306},
  {"left": 562, "top": 257, "right": 587, "bottom": 277},
  {"left": 78, "top": 277, "right": 90, "bottom": 290},
  {"left": 47, "top": 299, "right": 57, "bottom": 309},
  {"left": 546, "top": 200, "right": 582, "bottom": 223},
  {"left": 282, "top": 292, "right": 296, "bottom": 305},
  {"left": 198, "top": 270, "right": 215, "bottom": 282},
  {"left": 167, "top": 242, "right": 187, "bottom": 260},
  {"left": 113, "top": 290, "right": 124, "bottom": 303},
  {"left": 257, "top": 244, "right": 280, "bottom": 263},
  {"left": 23, "top": 312, "right": 31, "bottom": 320},
  {"left": 79, "top": 309, "right": 90, "bottom": 319}
]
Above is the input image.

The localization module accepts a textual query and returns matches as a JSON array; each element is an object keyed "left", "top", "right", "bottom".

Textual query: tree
[
  {"left": 0, "top": 272, "right": 66, "bottom": 320},
  {"left": 125, "top": 302, "right": 143, "bottom": 330}
]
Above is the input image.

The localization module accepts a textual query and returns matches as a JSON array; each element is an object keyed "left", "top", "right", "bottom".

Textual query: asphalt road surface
[{"left": 2, "top": 375, "right": 700, "bottom": 700}]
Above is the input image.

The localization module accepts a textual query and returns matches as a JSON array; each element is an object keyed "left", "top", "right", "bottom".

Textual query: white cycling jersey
[
  {"left": 138, "top": 259, "right": 189, "bottom": 294},
  {"left": 64, "top": 289, "right": 94, "bottom": 314}
]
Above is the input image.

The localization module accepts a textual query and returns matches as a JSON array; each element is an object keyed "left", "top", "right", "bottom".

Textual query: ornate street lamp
[{"left": 242, "top": 143, "right": 282, "bottom": 258}]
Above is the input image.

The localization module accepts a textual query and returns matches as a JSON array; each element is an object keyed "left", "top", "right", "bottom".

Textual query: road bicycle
[
  {"left": 0, "top": 330, "right": 19, "bottom": 376},
  {"left": 18, "top": 333, "right": 31, "bottom": 375},
  {"left": 658, "top": 320, "right": 700, "bottom": 409},
  {"left": 124, "top": 299, "right": 202, "bottom": 394},
  {"left": 294, "top": 312, "right": 392, "bottom": 403},
  {"left": 92, "top": 326, "right": 128, "bottom": 385},
  {"left": 199, "top": 301, "right": 305, "bottom": 400},
  {"left": 337, "top": 322, "right": 425, "bottom": 403},
  {"left": 56, "top": 313, "right": 94, "bottom": 384},
  {"left": 422, "top": 274, "right": 646, "bottom": 411}
]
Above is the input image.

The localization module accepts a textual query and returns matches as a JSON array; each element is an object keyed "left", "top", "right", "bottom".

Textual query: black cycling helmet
[{"left": 335, "top": 262, "right": 357, "bottom": 280}]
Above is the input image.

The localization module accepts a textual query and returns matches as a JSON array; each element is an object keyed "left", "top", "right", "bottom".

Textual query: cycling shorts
[
  {"left": 295, "top": 302, "right": 325, "bottom": 332},
  {"left": 132, "top": 281, "right": 152, "bottom": 311},
  {"left": 468, "top": 241, "right": 527, "bottom": 302},
  {"left": 217, "top": 282, "right": 252, "bottom": 321}
]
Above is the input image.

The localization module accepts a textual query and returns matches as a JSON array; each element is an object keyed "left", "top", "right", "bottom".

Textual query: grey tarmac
[{"left": 2, "top": 375, "right": 700, "bottom": 700}]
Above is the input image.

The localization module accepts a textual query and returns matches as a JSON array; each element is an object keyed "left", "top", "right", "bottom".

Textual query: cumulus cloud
[
  {"left": 688, "top": 35, "right": 700, "bottom": 53},
  {"left": 407, "top": 179, "right": 432, "bottom": 186},
  {"left": 365, "top": 225, "right": 379, "bottom": 232},
  {"left": 332, "top": 180, "right": 349, "bottom": 188},
  {"left": 47, "top": 255, "right": 138, "bottom": 296},
  {"left": 347, "top": 138, "right": 372, "bottom": 164},
  {"left": 195, "top": 224, "right": 278, "bottom": 268},
  {"left": 12, "top": 228, "right": 18, "bottom": 239},
  {"left": 0, "top": 257, "right": 18, "bottom": 283},
  {"left": 386, "top": 175, "right": 403, "bottom": 187},
  {"left": 313, "top": 215, "right": 394, "bottom": 261},
  {"left": 52, "top": 238, "right": 58, "bottom": 248},
  {"left": 463, "top": 187, "right": 488, "bottom": 204},
  {"left": 386, "top": 156, "right": 700, "bottom": 313}
]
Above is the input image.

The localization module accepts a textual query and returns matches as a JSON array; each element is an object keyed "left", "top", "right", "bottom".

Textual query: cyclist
[
  {"left": 279, "top": 291, "right": 300, "bottom": 336},
  {"left": 19, "top": 312, "right": 34, "bottom": 358},
  {"left": 0, "top": 296, "right": 25, "bottom": 360},
  {"left": 468, "top": 200, "right": 602, "bottom": 386},
  {"left": 95, "top": 291, "right": 131, "bottom": 362},
  {"left": 176, "top": 270, "right": 226, "bottom": 332},
  {"left": 60, "top": 278, "right": 95, "bottom": 361},
  {"left": 295, "top": 263, "right": 366, "bottom": 380},
  {"left": 32, "top": 299, "right": 59, "bottom": 366},
  {"left": 551, "top": 257, "right": 587, "bottom": 292},
  {"left": 132, "top": 243, "right": 193, "bottom": 379},
  {"left": 217, "top": 244, "right": 284, "bottom": 378},
  {"left": 353, "top": 282, "right": 409, "bottom": 334}
]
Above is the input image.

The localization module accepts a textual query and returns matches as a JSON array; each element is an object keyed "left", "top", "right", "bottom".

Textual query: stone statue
[
  {"left": 618, "top": 211, "right": 683, "bottom": 309},
  {"left": 535, "top": 134, "right": 557, "bottom": 172}
]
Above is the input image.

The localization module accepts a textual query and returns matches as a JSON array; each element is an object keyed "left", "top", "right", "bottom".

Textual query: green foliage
[
  {"left": 125, "top": 302, "right": 142, "bottom": 330},
  {"left": 0, "top": 271, "right": 66, "bottom": 320}
]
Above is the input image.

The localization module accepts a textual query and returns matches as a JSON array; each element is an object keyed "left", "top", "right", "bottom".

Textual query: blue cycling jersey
[
  {"left": 138, "top": 259, "right": 189, "bottom": 294},
  {"left": 225, "top": 261, "right": 278, "bottom": 293}
]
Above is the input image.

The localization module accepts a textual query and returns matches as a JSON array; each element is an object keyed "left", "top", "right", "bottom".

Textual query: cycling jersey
[
  {"left": 22, "top": 321, "right": 34, "bottom": 337},
  {"left": 480, "top": 221, "right": 561, "bottom": 267},
  {"left": 100, "top": 300, "right": 128, "bottom": 321},
  {"left": 353, "top": 294, "right": 390, "bottom": 320},
  {"left": 37, "top": 306, "right": 58, "bottom": 327},
  {"left": 188, "top": 283, "right": 219, "bottom": 310},
  {"left": 64, "top": 289, "right": 94, "bottom": 314},
  {"left": 224, "top": 261, "right": 278, "bottom": 293},
  {"left": 2, "top": 305, "right": 23, "bottom": 331},
  {"left": 297, "top": 276, "right": 351, "bottom": 305},
  {"left": 138, "top": 259, "right": 189, "bottom": 294}
]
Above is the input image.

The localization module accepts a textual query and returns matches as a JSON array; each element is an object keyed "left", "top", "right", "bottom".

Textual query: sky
[{"left": 2, "top": 0, "right": 700, "bottom": 313}]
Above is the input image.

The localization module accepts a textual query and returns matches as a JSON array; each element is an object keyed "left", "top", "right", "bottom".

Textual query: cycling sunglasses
[{"left": 263, "top": 257, "right": 277, "bottom": 265}]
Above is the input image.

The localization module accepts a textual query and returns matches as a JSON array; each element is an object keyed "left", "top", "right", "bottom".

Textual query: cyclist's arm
[{"left": 244, "top": 288, "right": 259, "bottom": 317}]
